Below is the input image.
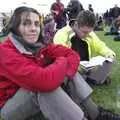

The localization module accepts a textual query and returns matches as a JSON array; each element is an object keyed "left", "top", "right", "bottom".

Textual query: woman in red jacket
[
  {"left": 0, "top": 6, "right": 84, "bottom": 120},
  {"left": 0, "top": 6, "right": 120, "bottom": 120}
]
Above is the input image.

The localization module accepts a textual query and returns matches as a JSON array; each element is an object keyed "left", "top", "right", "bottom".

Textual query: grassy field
[
  {"left": 92, "top": 31, "right": 120, "bottom": 114},
  {"left": 0, "top": 31, "right": 120, "bottom": 119}
]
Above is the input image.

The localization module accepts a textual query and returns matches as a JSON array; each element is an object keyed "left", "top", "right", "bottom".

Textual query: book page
[
  {"left": 80, "top": 56, "right": 113, "bottom": 69},
  {"left": 89, "top": 56, "right": 105, "bottom": 66}
]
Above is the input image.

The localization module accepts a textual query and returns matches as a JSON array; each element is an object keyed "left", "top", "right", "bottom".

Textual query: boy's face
[{"left": 73, "top": 22, "right": 93, "bottom": 38}]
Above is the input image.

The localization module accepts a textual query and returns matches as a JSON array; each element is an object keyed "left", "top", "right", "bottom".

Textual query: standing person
[
  {"left": 88, "top": 4, "right": 94, "bottom": 12},
  {"left": 53, "top": 10, "right": 116, "bottom": 85},
  {"left": 50, "top": 0, "right": 67, "bottom": 29}
]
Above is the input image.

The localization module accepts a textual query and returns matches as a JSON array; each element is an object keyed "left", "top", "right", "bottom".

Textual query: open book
[{"left": 80, "top": 56, "right": 113, "bottom": 70}]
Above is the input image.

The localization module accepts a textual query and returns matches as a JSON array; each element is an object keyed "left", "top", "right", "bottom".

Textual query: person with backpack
[{"left": 88, "top": 4, "right": 94, "bottom": 12}]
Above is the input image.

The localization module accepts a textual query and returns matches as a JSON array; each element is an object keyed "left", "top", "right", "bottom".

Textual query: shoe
[
  {"left": 85, "top": 77, "right": 96, "bottom": 84},
  {"left": 96, "top": 106, "right": 120, "bottom": 120},
  {"left": 104, "top": 77, "right": 111, "bottom": 85},
  {"left": 85, "top": 77, "right": 98, "bottom": 88},
  {"left": 85, "top": 77, "right": 111, "bottom": 88}
]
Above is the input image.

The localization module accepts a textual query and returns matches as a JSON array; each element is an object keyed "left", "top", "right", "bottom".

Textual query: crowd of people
[
  {"left": 0, "top": 0, "right": 120, "bottom": 120},
  {"left": 103, "top": 4, "right": 120, "bottom": 40}
]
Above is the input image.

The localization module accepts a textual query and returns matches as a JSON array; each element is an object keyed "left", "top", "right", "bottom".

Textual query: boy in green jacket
[{"left": 53, "top": 10, "right": 116, "bottom": 85}]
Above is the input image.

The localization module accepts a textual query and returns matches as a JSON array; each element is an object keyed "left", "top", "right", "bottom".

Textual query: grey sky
[{"left": 0, "top": 0, "right": 120, "bottom": 14}]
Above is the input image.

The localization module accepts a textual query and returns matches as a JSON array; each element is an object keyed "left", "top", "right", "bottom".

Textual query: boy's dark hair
[{"left": 76, "top": 10, "right": 96, "bottom": 28}]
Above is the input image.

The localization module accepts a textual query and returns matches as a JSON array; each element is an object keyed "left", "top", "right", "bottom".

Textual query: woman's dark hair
[{"left": 7, "top": 6, "right": 44, "bottom": 42}]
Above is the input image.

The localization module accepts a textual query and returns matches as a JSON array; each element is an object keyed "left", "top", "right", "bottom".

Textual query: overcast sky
[{"left": 0, "top": 0, "right": 120, "bottom": 14}]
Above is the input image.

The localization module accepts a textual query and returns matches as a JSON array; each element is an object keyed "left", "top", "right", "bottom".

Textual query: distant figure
[
  {"left": 105, "top": 5, "right": 120, "bottom": 35},
  {"left": 88, "top": 4, "right": 94, "bottom": 12},
  {"left": 103, "top": 10, "right": 112, "bottom": 27},
  {"left": 110, "top": 4, "right": 120, "bottom": 19},
  {"left": 66, "top": 0, "right": 84, "bottom": 21},
  {"left": 113, "top": 16, "right": 120, "bottom": 41},
  {"left": 43, "top": 14, "right": 56, "bottom": 44},
  {"left": 94, "top": 14, "right": 103, "bottom": 31},
  {"left": 50, "top": 0, "right": 67, "bottom": 29}
]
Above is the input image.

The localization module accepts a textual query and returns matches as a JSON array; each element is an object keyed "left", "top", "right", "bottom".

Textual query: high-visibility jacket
[{"left": 54, "top": 25, "right": 115, "bottom": 59}]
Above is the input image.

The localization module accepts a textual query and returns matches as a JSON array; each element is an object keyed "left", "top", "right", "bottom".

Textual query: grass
[
  {"left": 0, "top": 31, "right": 120, "bottom": 119},
  {"left": 92, "top": 31, "right": 120, "bottom": 114}
]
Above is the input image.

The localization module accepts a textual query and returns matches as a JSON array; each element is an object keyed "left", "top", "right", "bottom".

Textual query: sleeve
[
  {"left": 43, "top": 44, "right": 80, "bottom": 79},
  {"left": 89, "top": 31, "right": 116, "bottom": 57},
  {"left": 53, "top": 29, "right": 71, "bottom": 48},
  {"left": 0, "top": 46, "right": 68, "bottom": 92}
]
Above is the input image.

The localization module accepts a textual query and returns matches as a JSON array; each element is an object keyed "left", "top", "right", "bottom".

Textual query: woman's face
[{"left": 18, "top": 12, "right": 40, "bottom": 43}]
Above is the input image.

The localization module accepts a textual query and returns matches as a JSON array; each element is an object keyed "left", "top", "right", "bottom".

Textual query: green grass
[{"left": 92, "top": 31, "right": 120, "bottom": 114}]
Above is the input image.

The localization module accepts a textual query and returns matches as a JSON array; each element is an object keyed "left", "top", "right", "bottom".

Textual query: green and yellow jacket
[{"left": 53, "top": 25, "right": 115, "bottom": 60}]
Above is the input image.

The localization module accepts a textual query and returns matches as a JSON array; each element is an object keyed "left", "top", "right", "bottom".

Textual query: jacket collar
[{"left": 9, "top": 33, "right": 32, "bottom": 55}]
